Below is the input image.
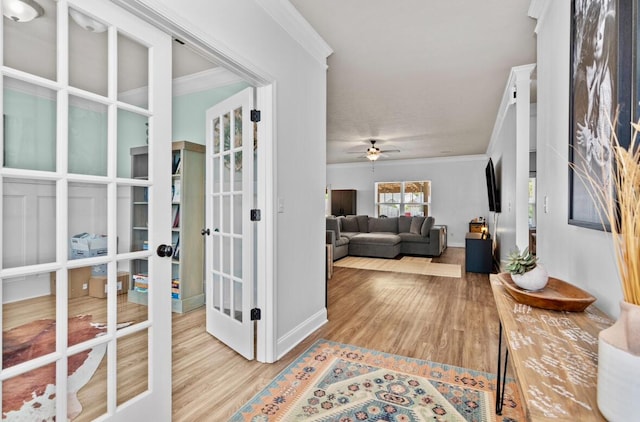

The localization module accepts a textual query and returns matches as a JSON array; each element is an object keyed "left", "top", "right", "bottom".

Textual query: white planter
[
  {"left": 597, "top": 301, "right": 640, "bottom": 421},
  {"left": 510, "top": 264, "right": 548, "bottom": 291}
]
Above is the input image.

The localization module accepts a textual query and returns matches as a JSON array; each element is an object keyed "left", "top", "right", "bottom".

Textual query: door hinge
[
  {"left": 250, "top": 209, "right": 261, "bottom": 221},
  {"left": 250, "top": 109, "right": 261, "bottom": 122},
  {"left": 251, "top": 308, "right": 261, "bottom": 321}
]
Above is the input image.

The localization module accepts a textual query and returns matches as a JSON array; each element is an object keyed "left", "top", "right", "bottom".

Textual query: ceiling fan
[{"left": 348, "top": 139, "right": 400, "bottom": 161}]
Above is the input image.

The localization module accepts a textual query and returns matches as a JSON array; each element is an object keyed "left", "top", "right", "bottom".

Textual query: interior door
[
  {"left": 1, "top": 0, "right": 172, "bottom": 420},
  {"left": 205, "top": 87, "right": 255, "bottom": 360}
]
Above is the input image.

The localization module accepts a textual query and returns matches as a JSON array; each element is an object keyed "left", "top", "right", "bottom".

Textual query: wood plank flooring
[
  {"left": 2, "top": 247, "right": 502, "bottom": 420},
  {"left": 171, "top": 247, "right": 503, "bottom": 420}
]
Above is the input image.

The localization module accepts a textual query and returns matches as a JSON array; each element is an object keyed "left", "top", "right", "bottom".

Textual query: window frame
[{"left": 374, "top": 180, "right": 431, "bottom": 217}]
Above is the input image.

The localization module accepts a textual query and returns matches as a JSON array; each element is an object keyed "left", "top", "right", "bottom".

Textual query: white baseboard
[{"left": 276, "top": 308, "right": 327, "bottom": 360}]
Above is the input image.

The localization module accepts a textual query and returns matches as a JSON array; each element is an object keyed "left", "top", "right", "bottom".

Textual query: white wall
[
  {"left": 327, "top": 156, "right": 489, "bottom": 247},
  {"left": 534, "top": 0, "right": 622, "bottom": 318},
  {"left": 488, "top": 106, "right": 517, "bottom": 260},
  {"left": 141, "top": 0, "right": 331, "bottom": 358}
]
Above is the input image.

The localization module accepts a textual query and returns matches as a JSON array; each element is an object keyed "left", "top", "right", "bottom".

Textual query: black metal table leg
[{"left": 495, "top": 321, "right": 509, "bottom": 415}]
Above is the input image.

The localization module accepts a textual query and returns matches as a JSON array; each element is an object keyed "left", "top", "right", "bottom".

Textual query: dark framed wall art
[{"left": 568, "top": 0, "right": 633, "bottom": 230}]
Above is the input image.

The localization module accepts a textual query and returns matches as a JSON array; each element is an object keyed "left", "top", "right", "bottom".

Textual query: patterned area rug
[
  {"left": 231, "top": 339, "right": 523, "bottom": 421},
  {"left": 334, "top": 256, "right": 462, "bottom": 278}
]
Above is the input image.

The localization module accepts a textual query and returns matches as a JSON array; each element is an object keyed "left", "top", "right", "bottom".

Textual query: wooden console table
[{"left": 490, "top": 274, "right": 613, "bottom": 421}]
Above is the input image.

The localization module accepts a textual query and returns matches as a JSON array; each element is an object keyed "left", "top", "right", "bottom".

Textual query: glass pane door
[
  {"left": 205, "top": 87, "right": 255, "bottom": 359},
  {"left": 1, "top": 0, "right": 172, "bottom": 419}
]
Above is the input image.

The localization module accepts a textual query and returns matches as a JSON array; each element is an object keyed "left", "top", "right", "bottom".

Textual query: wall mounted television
[{"left": 485, "top": 158, "right": 501, "bottom": 213}]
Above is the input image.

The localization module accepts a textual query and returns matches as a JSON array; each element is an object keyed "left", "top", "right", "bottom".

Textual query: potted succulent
[{"left": 505, "top": 247, "right": 548, "bottom": 291}]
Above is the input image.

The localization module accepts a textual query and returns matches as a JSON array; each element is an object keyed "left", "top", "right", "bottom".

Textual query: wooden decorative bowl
[{"left": 497, "top": 272, "right": 596, "bottom": 312}]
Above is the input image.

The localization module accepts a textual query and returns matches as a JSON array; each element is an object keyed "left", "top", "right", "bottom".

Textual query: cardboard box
[
  {"left": 88, "top": 271, "right": 130, "bottom": 298},
  {"left": 50, "top": 267, "right": 91, "bottom": 298},
  {"left": 70, "top": 233, "right": 108, "bottom": 259}
]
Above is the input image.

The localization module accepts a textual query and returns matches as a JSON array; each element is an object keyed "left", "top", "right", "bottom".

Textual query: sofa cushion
[
  {"left": 421, "top": 216, "right": 435, "bottom": 237},
  {"left": 340, "top": 232, "right": 361, "bottom": 240},
  {"left": 368, "top": 217, "right": 398, "bottom": 233},
  {"left": 410, "top": 216, "right": 426, "bottom": 234},
  {"left": 356, "top": 215, "right": 369, "bottom": 232},
  {"left": 349, "top": 233, "right": 401, "bottom": 245},
  {"left": 326, "top": 217, "right": 341, "bottom": 238},
  {"left": 398, "top": 216, "right": 412, "bottom": 233},
  {"left": 342, "top": 216, "right": 359, "bottom": 232},
  {"left": 336, "top": 236, "right": 350, "bottom": 247},
  {"left": 398, "top": 232, "right": 430, "bottom": 243}
]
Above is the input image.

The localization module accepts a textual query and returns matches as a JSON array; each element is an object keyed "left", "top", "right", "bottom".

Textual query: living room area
[
  {"left": 315, "top": 0, "right": 630, "bottom": 420},
  {"left": 175, "top": 0, "right": 636, "bottom": 418}
]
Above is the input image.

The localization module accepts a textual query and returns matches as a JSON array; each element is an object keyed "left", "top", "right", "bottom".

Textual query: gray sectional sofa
[{"left": 326, "top": 215, "right": 447, "bottom": 261}]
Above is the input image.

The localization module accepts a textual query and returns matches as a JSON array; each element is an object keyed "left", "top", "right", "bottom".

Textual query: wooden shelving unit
[
  {"left": 128, "top": 141, "right": 205, "bottom": 313},
  {"left": 331, "top": 189, "right": 356, "bottom": 216}
]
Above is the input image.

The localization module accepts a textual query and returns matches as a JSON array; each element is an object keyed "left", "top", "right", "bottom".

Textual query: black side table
[{"left": 465, "top": 232, "right": 492, "bottom": 273}]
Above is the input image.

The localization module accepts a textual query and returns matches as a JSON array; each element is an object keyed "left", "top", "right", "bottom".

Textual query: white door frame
[{"left": 111, "top": 0, "right": 277, "bottom": 363}]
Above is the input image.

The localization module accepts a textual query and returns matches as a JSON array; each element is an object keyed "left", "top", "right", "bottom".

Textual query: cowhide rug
[{"left": 2, "top": 315, "right": 121, "bottom": 421}]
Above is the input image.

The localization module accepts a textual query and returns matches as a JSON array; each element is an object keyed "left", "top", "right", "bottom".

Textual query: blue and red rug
[{"left": 231, "top": 339, "right": 523, "bottom": 421}]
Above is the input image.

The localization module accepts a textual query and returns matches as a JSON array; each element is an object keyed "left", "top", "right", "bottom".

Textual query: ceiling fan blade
[{"left": 379, "top": 149, "right": 400, "bottom": 153}]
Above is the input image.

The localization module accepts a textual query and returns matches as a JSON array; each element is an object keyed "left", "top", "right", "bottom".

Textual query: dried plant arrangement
[{"left": 572, "top": 117, "right": 640, "bottom": 306}]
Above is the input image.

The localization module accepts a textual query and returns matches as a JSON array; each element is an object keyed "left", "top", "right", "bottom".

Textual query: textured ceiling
[{"left": 289, "top": 0, "right": 537, "bottom": 164}]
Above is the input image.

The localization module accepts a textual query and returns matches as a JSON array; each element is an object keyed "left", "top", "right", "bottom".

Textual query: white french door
[
  {"left": 1, "top": 0, "right": 172, "bottom": 420},
  {"left": 204, "top": 87, "right": 256, "bottom": 360}
]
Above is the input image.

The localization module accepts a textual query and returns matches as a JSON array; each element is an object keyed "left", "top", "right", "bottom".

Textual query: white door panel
[
  {"left": 205, "top": 87, "right": 255, "bottom": 360},
  {"left": 1, "top": 0, "right": 172, "bottom": 419}
]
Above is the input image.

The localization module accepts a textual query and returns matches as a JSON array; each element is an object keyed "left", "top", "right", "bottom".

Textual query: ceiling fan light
[
  {"left": 2, "top": 0, "right": 44, "bottom": 22},
  {"left": 367, "top": 151, "right": 380, "bottom": 161}
]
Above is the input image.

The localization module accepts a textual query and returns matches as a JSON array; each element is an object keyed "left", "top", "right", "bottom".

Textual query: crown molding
[
  {"left": 117, "top": 66, "right": 246, "bottom": 105},
  {"left": 528, "top": 0, "right": 551, "bottom": 34},
  {"left": 256, "top": 0, "right": 333, "bottom": 67},
  {"left": 6, "top": 66, "right": 244, "bottom": 112},
  {"left": 172, "top": 67, "right": 245, "bottom": 97},
  {"left": 5, "top": 77, "right": 56, "bottom": 101},
  {"left": 487, "top": 64, "right": 536, "bottom": 156}
]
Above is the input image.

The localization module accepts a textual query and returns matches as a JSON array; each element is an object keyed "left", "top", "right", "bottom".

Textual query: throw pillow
[
  {"left": 421, "top": 216, "right": 435, "bottom": 237},
  {"left": 342, "top": 216, "right": 359, "bottom": 232},
  {"left": 410, "top": 216, "right": 426, "bottom": 234},
  {"left": 369, "top": 217, "right": 398, "bottom": 233},
  {"left": 398, "top": 216, "right": 412, "bottom": 233},
  {"left": 355, "top": 215, "right": 369, "bottom": 232}
]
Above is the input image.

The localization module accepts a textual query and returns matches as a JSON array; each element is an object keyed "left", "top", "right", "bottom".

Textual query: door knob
[
  {"left": 156, "top": 244, "right": 173, "bottom": 257},
  {"left": 201, "top": 228, "right": 210, "bottom": 236}
]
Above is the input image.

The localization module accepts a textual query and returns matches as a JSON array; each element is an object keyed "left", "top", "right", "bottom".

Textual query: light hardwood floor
[
  {"left": 2, "top": 247, "right": 501, "bottom": 420},
  {"left": 171, "top": 246, "right": 503, "bottom": 421}
]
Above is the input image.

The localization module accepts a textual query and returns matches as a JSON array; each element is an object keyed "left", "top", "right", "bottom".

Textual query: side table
[
  {"left": 326, "top": 244, "right": 333, "bottom": 280},
  {"left": 325, "top": 245, "right": 333, "bottom": 310},
  {"left": 490, "top": 274, "right": 612, "bottom": 420}
]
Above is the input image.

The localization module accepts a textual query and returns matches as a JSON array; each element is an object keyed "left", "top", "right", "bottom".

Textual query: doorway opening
[{"left": 168, "top": 39, "right": 273, "bottom": 362}]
